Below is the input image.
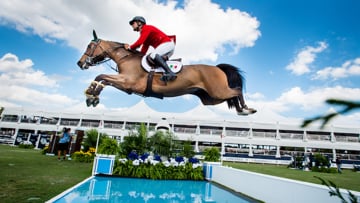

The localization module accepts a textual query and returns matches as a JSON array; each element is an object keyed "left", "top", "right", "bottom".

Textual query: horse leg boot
[
  {"left": 93, "top": 82, "right": 105, "bottom": 96},
  {"left": 84, "top": 81, "right": 99, "bottom": 97},
  {"left": 154, "top": 54, "right": 177, "bottom": 82}
]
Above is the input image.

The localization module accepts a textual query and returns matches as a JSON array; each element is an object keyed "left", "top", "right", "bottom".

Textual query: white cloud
[
  {"left": 277, "top": 86, "right": 360, "bottom": 111},
  {"left": 0, "top": 85, "right": 76, "bottom": 107},
  {"left": 246, "top": 92, "right": 265, "bottom": 100},
  {"left": 0, "top": 53, "right": 57, "bottom": 87},
  {"left": 0, "top": 0, "right": 261, "bottom": 63},
  {"left": 208, "top": 86, "right": 360, "bottom": 125},
  {"left": 0, "top": 53, "right": 78, "bottom": 108},
  {"left": 286, "top": 41, "right": 328, "bottom": 75},
  {"left": 312, "top": 57, "right": 360, "bottom": 80}
]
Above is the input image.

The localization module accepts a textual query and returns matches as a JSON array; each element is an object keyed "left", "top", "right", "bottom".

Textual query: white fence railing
[{"left": 206, "top": 164, "right": 360, "bottom": 203}]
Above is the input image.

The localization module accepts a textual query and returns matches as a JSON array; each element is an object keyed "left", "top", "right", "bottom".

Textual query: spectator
[
  {"left": 308, "top": 153, "right": 313, "bottom": 169},
  {"left": 57, "top": 128, "right": 71, "bottom": 161},
  {"left": 336, "top": 156, "right": 342, "bottom": 174}
]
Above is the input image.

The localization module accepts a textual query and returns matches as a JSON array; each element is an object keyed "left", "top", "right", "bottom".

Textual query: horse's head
[{"left": 77, "top": 30, "right": 107, "bottom": 70}]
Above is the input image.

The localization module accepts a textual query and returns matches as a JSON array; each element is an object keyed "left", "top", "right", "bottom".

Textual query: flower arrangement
[
  {"left": 18, "top": 141, "right": 34, "bottom": 149},
  {"left": 72, "top": 147, "right": 96, "bottom": 162},
  {"left": 112, "top": 152, "right": 204, "bottom": 180},
  {"left": 41, "top": 146, "right": 49, "bottom": 154}
]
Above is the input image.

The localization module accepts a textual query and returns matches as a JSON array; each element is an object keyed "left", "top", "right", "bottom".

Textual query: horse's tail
[{"left": 216, "top": 63, "right": 246, "bottom": 109}]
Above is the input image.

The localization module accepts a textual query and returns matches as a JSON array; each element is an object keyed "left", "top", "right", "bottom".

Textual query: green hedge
[{"left": 113, "top": 160, "right": 204, "bottom": 180}]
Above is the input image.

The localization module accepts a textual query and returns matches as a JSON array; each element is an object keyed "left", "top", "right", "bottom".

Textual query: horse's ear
[{"left": 93, "top": 30, "right": 98, "bottom": 41}]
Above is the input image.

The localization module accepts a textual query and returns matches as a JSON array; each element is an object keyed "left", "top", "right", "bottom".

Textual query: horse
[{"left": 77, "top": 30, "right": 256, "bottom": 116}]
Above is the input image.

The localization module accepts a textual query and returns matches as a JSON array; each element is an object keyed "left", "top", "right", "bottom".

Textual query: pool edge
[{"left": 45, "top": 176, "right": 95, "bottom": 203}]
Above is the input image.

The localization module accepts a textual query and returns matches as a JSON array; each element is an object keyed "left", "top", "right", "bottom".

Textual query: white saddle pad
[{"left": 141, "top": 54, "right": 183, "bottom": 73}]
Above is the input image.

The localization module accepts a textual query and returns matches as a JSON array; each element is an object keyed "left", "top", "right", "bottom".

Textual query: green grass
[
  {"left": 224, "top": 162, "right": 360, "bottom": 192},
  {"left": 0, "top": 145, "right": 92, "bottom": 203},
  {"left": 1, "top": 145, "right": 359, "bottom": 203}
]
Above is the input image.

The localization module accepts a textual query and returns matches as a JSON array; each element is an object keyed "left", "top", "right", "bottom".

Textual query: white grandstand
[{"left": 1, "top": 100, "right": 359, "bottom": 168}]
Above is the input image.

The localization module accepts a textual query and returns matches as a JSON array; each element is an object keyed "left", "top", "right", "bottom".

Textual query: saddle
[
  {"left": 141, "top": 53, "right": 183, "bottom": 98},
  {"left": 141, "top": 53, "right": 183, "bottom": 74}
]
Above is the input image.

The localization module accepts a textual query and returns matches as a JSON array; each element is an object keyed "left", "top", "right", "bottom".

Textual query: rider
[{"left": 125, "top": 16, "right": 177, "bottom": 82}]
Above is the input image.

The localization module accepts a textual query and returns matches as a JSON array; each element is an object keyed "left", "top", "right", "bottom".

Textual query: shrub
[
  {"left": 287, "top": 156, "right": 304, "bottom": 169},
  {"left": 18, "top": 142, "right": 34, "bottom": 149},
  {"left": 41, "top": 146, "right": 49, "bottom": 154},
  {"left": 72, "top": 150, "right": 95, "bottom": 162},
  {"left": 113, "top": 158, "right": 203, "bottom": 180},
  {"left": 82, "top": 129, "right": 105, "bottom": 152},
  {"left": 310, "top": 153, "right": 336, "bottom": 173},
  {"left": 204, "top": 147, "right": 220, "bottom": 162},
  {"left": 97, "top": 137, "right": 120, "bottom": 155}
]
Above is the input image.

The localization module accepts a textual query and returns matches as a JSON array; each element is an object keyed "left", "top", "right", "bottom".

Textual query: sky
[{"left": 0, "top": 0, "right": 359, "bottom": 127}]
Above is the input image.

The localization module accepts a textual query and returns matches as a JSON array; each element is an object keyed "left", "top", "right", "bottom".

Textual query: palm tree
[
  {"left": 302, "top": 99, "right": 360, "bottom": 128},
  {"left": 148, "top": 130, "right": 174, "bottom": 158},
  {"left": 121, "top": 123, "right": 148, "bottom": 156},
  {"left": 181, "top": 140, "right": 195, "bottom": 158},
  {"left": 82, "top": 129, "right": 104, "bottom": 152}
]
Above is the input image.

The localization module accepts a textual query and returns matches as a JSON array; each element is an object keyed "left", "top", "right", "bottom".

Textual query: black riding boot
[{"left": 154, "top": 54, "right": 177, "bottom": 81}]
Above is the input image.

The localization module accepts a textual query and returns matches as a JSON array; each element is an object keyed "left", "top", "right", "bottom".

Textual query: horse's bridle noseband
[
  {"left": 83, "top": 40, "right": 133, "bottom": 70},
  {"left": 83, "top": 40, "right": 108, "bottom": 67}
]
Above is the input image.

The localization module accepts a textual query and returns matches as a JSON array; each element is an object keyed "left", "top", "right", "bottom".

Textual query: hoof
[
  {"left": 92, "top": 97, "right": 100, "bottom": 107},
  {"left": 86, "top": 98, "right": 94, "bottom": 107},
  {"left": 237, "top": 108, "right": 257, "bottom": 116}
]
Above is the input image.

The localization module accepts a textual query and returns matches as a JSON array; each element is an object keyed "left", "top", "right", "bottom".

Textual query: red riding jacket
[{"left": 130, "top": 24, "right": 174, "bottom": 54}]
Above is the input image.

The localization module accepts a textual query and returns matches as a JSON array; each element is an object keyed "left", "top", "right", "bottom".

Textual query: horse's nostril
[{"left": 77, "top": 61, "right": 84, "bottom": 69}]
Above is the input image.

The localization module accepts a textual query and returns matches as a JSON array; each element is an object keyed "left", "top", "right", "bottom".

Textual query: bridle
[
  {"left": 83, "top": 40, "right": 134, "bottom": 71},
  {"left": 83, "top": 40, "right": 110, "bottom": 67}
]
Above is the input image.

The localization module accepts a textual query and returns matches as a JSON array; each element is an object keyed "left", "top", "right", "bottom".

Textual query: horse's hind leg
[{"left": 236, "top": 93, "right": 257, "bottom": 115}]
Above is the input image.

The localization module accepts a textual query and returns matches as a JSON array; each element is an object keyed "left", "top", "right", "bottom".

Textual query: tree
[
  {"left": 302, "top": 99, "right": 360, "bottom": 128},
  {"left": 303, "top": 99, "right": 360, "bottom": 203},
  {"left": 315, "top": 176, "right": 358, "bottom": 203},
  {"left": 121, "top": 123, "right": 148, "bottom": 156},
  {"left": 0, "top": 107, "right": 4, "bottom": 118},
  {"left": 98, "top": 136, "right": 120, "bottom": 155},
  {"left": 82, "top": 129, "right": 105, "bottom": 152},
  {"left": 181, "top": 140, "right": 195, "bottom": 158},
  {"left": 148, "top": 130, "right": 175, "bottom": 158},
  {"left": 203, "top": 147, "right": 220, "bottom": 162}
]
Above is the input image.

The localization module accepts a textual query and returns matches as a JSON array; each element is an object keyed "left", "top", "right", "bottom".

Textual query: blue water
[{"left": 53, "top": 176, "right": 252, "bottom": 203}]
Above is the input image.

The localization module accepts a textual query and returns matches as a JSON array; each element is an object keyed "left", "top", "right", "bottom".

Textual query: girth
[{"left": 143, "top": 71, "right": 164, "bottom": 99}]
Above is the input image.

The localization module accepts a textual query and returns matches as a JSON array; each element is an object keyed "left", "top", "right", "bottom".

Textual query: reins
[{"left": 87, "top": 40, "right": 137, "bottom": 73}]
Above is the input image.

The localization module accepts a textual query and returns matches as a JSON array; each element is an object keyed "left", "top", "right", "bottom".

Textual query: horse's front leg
[
  {"left": 83, "top": 74, "right": 112, "bottom": 107},
  {"left": 84, "top": 80, "right": 103, "bottom": 107},
  {"left": 89, "top": 73, "right": 121, "bottom": 95},
  {"left": 94, "top": 73, "right": 136, "bottom": 94}
]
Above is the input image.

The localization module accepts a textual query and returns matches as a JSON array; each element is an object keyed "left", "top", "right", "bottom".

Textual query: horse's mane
[
  {"left": 108, "top": 41, "right": 142, "bottom": 55},
  {"left": 107, "top": 41, "right": 124, "bottom": 50}
]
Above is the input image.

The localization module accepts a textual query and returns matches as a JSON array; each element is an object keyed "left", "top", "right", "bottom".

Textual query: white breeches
[{"left": 150, "top": 41, "right": 175, "bottom": 59}]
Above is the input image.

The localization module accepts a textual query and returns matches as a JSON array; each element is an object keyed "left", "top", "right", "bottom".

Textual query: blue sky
[{"left": 0, "top": 0, "right": 359, "bottom": 126}]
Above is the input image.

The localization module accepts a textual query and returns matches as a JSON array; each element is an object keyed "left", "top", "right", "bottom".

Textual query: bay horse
[{"left": 77, "top": 31, "right": 256, "bottom": 115}]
